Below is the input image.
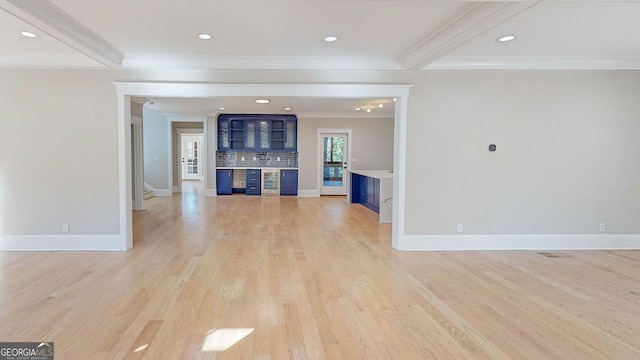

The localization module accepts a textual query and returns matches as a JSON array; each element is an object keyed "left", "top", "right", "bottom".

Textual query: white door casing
[
  {"left": 319, "top": 133, "right": 349, "bottom": 196},
  {"left": 181, "top": 134, "right": 203, "bottom": 180}
]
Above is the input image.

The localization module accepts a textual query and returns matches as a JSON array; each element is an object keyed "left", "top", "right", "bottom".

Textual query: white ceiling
[{"left": 2, "top": 0, "right": 639, "bottom": 115}]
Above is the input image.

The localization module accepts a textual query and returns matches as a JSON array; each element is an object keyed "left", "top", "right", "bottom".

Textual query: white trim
[
  {"left": 143, "top": 182, "right": 171, "bottom": 197},
  {"left": 116, "top": 94, "right": 132, "bottom": 250},
  {"left": 167, "top": 117, "right": 207, "bottom": 195},
  {"left": 0, "top": 235, "right": 123, "bottom": 251},
  {"left": 115, "top": 83, "right": 411, "bottom": 251},
  {"left": 0, "top": 0, "right": 124, "bottom": 67},
  {"left": 121, "top": 55, "right": 403, "bottom": 71},
  {"left": 204, "top": 189, "right": 217, "bottom": 197},
  {"left": 298, "top": 190, "right": 320, "bottom": 198},
  {"left": 392, "top": 97, "right": 407, "bottom": 249},
  {"left": 398, "top": 234, "right": 640, "bottom": 251},
  {"left": 317, "top": 129, "right": 353, "bottom": 197},
  {"left": 424, "top": 56, "right": 640, "bottom": 71},
  {"left": 131, "top": 115, "right": 144, "bottom": 211}
]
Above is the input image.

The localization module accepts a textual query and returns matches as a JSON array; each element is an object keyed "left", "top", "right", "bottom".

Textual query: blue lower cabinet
[
  {"left": 350, "top": 173, "right": 379, "bottom": 213},
  {"left": 280, "top": 170, "right": 298, "bottom": 196},
  {"left": 246, "top": 169, "right": 261, "bottom": 196},
  {"left": 216, "top": 169, "right": 232, "bottom": 195}
]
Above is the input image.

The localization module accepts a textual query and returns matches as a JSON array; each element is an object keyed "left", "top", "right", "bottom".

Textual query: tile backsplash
[{"left": 216, "top": 151, "right": 298, "bottom": 168}]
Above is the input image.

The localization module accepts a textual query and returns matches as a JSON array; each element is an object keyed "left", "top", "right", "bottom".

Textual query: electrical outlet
[
  {"left": 599, "top": 223, "right": 606, "bottom": 232},
  {"left": 62, "top": 223, "right": 69, "bottom": 233},
  {"left": 253, "top": 157, "right": 256, "bottom": 161},
  {"left": 457, "top": 224, "right": 463, "bottom": 233},
  {"left": 277, "top": 156, "right": 280, "bottom": 161},
  {"left": 241, "top": 156, "right": 245, "bottom": 161}
]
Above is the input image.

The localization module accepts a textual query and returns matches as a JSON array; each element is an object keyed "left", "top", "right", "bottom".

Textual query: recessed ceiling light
[
  {"left": 198, "top": 33, "right": 212, "bottom": 40},
  {"left": 219, "top": 107, "right": 225, "bottom": 110},
  {"left": 255, "top": 99, "right": 270, "bottom": 104},
  {"left": 355, "top": 108, "right": 361, "bottom": 111},
  {"left": 497, "top": 35, "right": 516, "bottom": 42},
  {"left": 366, "top": 109, "right": 371, "bottom": 113},
  {"left": 393, "top": 98, "right": 397, "bottom": 102},
  {"left": 20, "top": 31, "right": 37, "bottom": 38},
  {"left": 285, "top": 107, "right": 291, "bottom": 111},
  {"left": 324, "top": 36, "right": 338, "bottom": 42},
  {"left": 378, "top": 104, "right": 383, "bottom": 108}
]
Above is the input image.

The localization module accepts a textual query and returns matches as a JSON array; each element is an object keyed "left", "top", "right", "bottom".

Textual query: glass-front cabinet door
[
  {"left": 245, "top": 120, "right": 256, "bottom": 150},
  {"left": 284, "top": 119, "right": 297, "bottom": 150},
  {"left": 258, "top": 120, "right": 270, "bottom": 151},
  {"left": 218, "top": 118, "right": 230, "bottom": 150}
]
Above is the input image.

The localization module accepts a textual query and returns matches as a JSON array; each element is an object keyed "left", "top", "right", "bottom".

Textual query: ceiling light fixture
[
  {"left": 198, "top": 33, "right": 212, "bottom": 40},
  {"left": 255, "top": 99, "right": 270, "bottom": 104},
  {"left": 378, "top": 104, "right": 383, "bottom": 108},
  {"left": 355, "top": 108, "right": 361, "bottom": 111},
  {"left": 20, "top": 31, "right": 37, "bottom": 38},
  {"left": 219, "top": 107, "right": 225, "bottom": 110},
  {"left": 324, "top": 36, "right": 338, "bottom": 42},
  {"left": 497, "top": 35, "right": 516, "bottom": 42},
  {"left": 285, "top": 107, "right": 291, "bottom": 111},
  {"left": 366, "top": 109, "right": 371, "bottom": 113}
]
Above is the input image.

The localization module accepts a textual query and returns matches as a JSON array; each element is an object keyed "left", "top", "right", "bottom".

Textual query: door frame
[
  {"left": 178, "top": 131, "right": 204, "bottom": 182},
  {"left": 317, "top": 129, "right": 352, "bottom": 197},
  {"left": 167, "top": 117, "right": 208, "bottom": 195},
  {"left": 131, "top": 115, "right": 144, "bottom": 211},
  {"left": 115, "top": 83, "right": 410, "bottom": 251}
]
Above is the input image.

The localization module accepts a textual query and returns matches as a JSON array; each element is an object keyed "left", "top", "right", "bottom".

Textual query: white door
[
  {"left": 320, "top": 134, "right": 348, "bottom": 195},
  {"left": 181, "top": 135, "right": 203, "bottom": 180}
]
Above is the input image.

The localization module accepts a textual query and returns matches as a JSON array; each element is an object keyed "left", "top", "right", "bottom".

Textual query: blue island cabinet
[
  {"left": 280, "top": 170, "right": 298, "bottom": 196},
  {"left": 216, "top": 169, "right": 232, "bottom": 195},
  {"left": 350, "top": 173, "right": 380, "bottom": 213}
]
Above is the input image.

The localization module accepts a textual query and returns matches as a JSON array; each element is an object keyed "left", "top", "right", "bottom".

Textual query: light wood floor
[{"left": 1, "top": 190, "right": 639, "bottom": 359}]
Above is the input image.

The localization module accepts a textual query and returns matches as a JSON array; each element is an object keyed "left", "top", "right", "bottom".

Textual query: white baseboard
[
  {"left": 204, "top": 189, "right": 217, "bottom": 197},
  {"left": 397, "top": 234, "right": 640, "bottom": 251},
  {"left": 298, "top": 190, "right": 320, "bottom": 197},
  {"left": 153, "top": 189, "right": 172, "bottom": 196},
  {"left": 0, "top": 234, "right": 125, "bottom": 251},
  {"left": 144, "top": 182, "right": 171, "bottom": 197}
]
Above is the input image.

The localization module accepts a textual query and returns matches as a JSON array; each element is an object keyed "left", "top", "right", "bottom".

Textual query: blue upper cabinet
[
  {"left": 244, "top": 119, "right": 257, "bottom": 150},
  {"left": 218, "top": 118, "right": 230, "bottom": 150},
  {"left": 284, "top": 119, "right": 297, "bottom": 151},
  {"left": 218, "top": 114, "right": 297, "bottom": 152},
  {"left": 257, "top": 119, "right": 271, "bottom": 151}
]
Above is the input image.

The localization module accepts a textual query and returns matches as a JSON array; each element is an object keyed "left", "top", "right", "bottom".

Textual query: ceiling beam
[
  {"left": 0, "top": 0, "right": 123, "bottom": 67},
  {"left": 400, "top": 0, "right": 541, "bottom": 70}
]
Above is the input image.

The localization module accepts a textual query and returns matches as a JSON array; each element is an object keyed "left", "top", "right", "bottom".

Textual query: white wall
[
  {"left": 297, "top": 117, "right": 394, "bottom": 191},
  {"left": 405, "top": 71, "right": 640, "bottom": 236},
  {"left": 2, "top": 67, "right": 639, "bottom": 251},
  {"left": 0, "top": 69, "right": 119, "bottom": 236},
  {"left": 142, "top": 107, "right": 169, "bottom": 190}
]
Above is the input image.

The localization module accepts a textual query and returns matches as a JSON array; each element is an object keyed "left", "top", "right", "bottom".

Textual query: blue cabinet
[
  {"left": 216, "top": 169, "right": 232, "bottom": 195},
  {"left": 350, "top": 173, "right": 379, "bottom": 213},
  {"left": 270, "top": 120, "right": 285, "bottom": 150},
  {"left": 246, "top": 169, "right": 261, "bottom": 195},
  {"left": 280, "top": 170, "right": 298, "bottom": 196},
  {"left": 218, "top": 118, "right": 230, "bottom": 150},
  {"left": 284, "top": 118, "right": 297, "bottom": 150},
  {"left": 244, "top": 120, "right": 257, "bottom": 150},
  {"left": 218, "top": 114, "right": 297, "bottom": 151}
]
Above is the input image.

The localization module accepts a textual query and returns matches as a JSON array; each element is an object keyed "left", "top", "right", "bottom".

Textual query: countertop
[{"left": 350, "top": 170, "right": 393, "bottom": 179}]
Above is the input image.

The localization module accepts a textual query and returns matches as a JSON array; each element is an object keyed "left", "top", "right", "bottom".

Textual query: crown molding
[
  {"left": 424, "top": 56, "right": 640, "bottom": 70},
  {"left": 0, "top": 54, "right": 103, "bottom": 68},
  {"left": 0, "top": 0, "right": 123, "bottom": 67},
  {"left": 401, "top": 0, "right": 541, "bottom": 70},
  {"left": 121, "top": 55, "right": 404, "bottom": 71}
]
